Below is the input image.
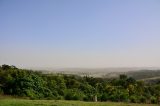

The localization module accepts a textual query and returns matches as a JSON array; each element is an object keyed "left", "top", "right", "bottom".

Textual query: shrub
[
  {"left": 101, "top": 93, "right": 109, "bottom": 101},
  {"left": 25, "top": 89, "right": 37, "bottom": 99},
  {"left": 65, "top": 89, "right": 84, "bottom": 100},
  {"left": 83, "top": 94, "right": 92, "bottom": 101},
  {"left": 42, "top": 88, "right": 53, "bottom": 98},
  {"left": 56, "top": 96, "right": 64, "bottom": 100},
  {"left": 119, "top": 90, "right": 129, "bottom": 102},
  {"left": 130, "top": 95, "right": 138, "bottom": 103},
  {"left": 151, "top": 96, "right": 157, "bottom": 104},
  {"left": 0, "top": 88, "right": 3, "bottom": 94},
  {"left": 139, "top": 96, "right": 146, "bottom": 103},
  {"left": 109, "top": 94, "right": 118, "bottom": 102}
]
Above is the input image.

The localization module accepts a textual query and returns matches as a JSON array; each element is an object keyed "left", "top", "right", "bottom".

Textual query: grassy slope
[{"left": 0, "top": 99, "right": 159, "bottom": 106}]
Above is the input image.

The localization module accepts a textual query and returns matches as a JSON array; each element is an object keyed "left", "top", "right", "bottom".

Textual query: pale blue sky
[{"left": 0, "top": 0, "right": 160, "bottom": 68}]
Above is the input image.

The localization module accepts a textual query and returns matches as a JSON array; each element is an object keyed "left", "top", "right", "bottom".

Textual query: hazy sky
[{"left": 0, "top": 0, "right": 160, "bottom": 68}]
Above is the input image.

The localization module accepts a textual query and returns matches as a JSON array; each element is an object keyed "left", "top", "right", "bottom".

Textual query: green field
[{"left": 0, "top": 99, "right": 159, "bottom": 106}]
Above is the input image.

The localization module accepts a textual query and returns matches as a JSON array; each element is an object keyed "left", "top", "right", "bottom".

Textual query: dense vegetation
[{"left": 0, "top": 65, "right": 160, "bottom": 104}]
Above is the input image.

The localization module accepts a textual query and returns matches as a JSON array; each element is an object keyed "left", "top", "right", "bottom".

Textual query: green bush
[
  {"left": 0, "top": 88, "right": 3, "bottom": 94},
  {"left": 130, "top": 95, "right": 138, "bottom": 103},
  {"left": 101, "top": 93, "right": 109, "bottom": 101},
  {"left": 65, "top": 89, "right": 84, "bottom": 100},
  {"left": 109, "top": 94, "right": 118, "bottom": 102},
  {"left": 151, "top": 96, "right": 157, "bottom": 104},
  {"left": 139, "top": 96, "right": 146, "bottom": 103},
  {"left": 56, "top": 96, "right": 64, "bottom": 100},
  {"left": 83, "top": 95, "right": 91, "bottom": 101},
  {"left": 119, "top": 90, "right": 129, "bottom": 102}
]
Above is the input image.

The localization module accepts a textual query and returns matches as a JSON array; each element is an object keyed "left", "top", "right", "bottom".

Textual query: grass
[{"left": 0, "top": 99, "right": 159, "bottom": 106}]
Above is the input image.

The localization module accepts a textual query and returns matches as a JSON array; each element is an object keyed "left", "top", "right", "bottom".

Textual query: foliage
[{"left": 0, "top": 64, "right": 160, "bottom": 104}]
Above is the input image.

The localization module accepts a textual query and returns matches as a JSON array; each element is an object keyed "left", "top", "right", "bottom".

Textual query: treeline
[{"left": 0, "top": 65, "right": 160, "bottom": 104}]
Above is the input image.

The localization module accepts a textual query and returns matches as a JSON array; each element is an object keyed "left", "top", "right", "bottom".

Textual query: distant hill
[
  {"left": 103, "top": 69, "right": 160, "bottom": 83},
  {"left": 37, "top": 67, "right": 160, "bottom": 81},
  {"left": 126, "top": 70, "right": 160, "bottom": 79}
]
